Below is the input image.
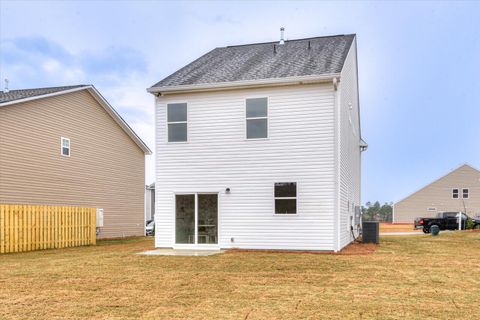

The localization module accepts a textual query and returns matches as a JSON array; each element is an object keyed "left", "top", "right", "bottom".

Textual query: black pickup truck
[{"left": 415, "top": 212, "right": 480, "bottom": 233}]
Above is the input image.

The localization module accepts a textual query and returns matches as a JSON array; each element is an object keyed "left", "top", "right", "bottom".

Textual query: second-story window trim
[
  {"left": 246, "top": 97, "right": 268, "bottom": 139},
  {"left": 167, "top": 103, "right": 188, "bottom": 142},
  {"left": 61, "top": 137, "right": 70, "bottom": 157},
  {"left": 452, "top": 188, "right": 459, "bottom": 199},
  {"left": 462, "top": 188, "right": 469, "bottom": 199}
]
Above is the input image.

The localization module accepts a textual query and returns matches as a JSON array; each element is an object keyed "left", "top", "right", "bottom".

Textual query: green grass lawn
[{"left": 0, "top": 232, "right": 479, "bottom": 319}]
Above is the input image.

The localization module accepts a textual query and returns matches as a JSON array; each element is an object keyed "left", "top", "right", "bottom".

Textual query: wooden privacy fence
[{"left": 0, "top": 204, "right": 96, "bottom": 254}]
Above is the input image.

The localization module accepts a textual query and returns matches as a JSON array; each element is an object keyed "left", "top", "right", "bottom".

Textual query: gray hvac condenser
[{"left": 362, "top": 221, "right": 379, "bottom": 244}]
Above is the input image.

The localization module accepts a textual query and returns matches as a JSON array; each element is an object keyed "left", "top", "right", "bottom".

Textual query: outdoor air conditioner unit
[{"left": 362, "top": 221, "right": 379, "bottom": 244}]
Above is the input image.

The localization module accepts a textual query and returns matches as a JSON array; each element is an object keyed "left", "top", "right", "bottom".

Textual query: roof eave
[
  {"left": 147, "top": 73, "right": 341, "bottom": 95},
  {"left": 0, "top": 86, "right": 89, "bottom": 107}
]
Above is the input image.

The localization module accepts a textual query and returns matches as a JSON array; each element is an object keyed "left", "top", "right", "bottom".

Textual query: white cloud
[
  {"left": 103, "top": 78, "right": 154, "bottom": 117},
  {"left": 42, "top": 58, "right": 61, "bottom": 73}
]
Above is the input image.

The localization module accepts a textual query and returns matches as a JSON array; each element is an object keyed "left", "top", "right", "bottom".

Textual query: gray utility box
[{"left": 362, "top": 221, "right": 379, "bottom": 244}]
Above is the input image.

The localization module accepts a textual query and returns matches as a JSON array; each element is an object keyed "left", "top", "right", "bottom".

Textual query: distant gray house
[
  {"left": 148, "top": 33, "right": 366, "bottom": 251},
  {"left": 394, "top": 164, "right": 480, "bottom": 223},
  {"left": 145, "top": 182, "right": 155, "bottom": 222}
]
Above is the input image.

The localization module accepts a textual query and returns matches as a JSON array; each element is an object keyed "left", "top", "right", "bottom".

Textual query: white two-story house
[{"left": 148, "top": 33, "right": 366, "bottom": 251}]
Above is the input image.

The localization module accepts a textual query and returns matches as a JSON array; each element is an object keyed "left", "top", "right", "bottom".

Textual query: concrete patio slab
[{"left": 138, "top": 249, "right": 224, "bottom": 256}]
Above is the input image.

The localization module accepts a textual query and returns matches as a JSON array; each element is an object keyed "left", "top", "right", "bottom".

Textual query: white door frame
[{"left": 173, "top": 191, "right": 220, "bottom": 250}]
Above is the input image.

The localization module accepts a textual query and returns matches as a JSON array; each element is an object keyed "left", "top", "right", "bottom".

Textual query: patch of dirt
[
  {"left": 226, "top": 248, "right": 334, "bottom": 254},
  {"left": 338, "top": 242, "right": 378, "bottom": 255},
  {"left": 226, "top": 242, "right": 378, "bottom": 255}
]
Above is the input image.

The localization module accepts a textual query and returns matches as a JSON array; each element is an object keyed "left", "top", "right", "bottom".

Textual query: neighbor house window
[
  {"left": 246, "top": 97, "right": 268, "bottom": 139},
  {"left": 274, "top": 182, "right": 297, "bottom": 214},
  {"left": 61, "top": 137, "right": 70, "bottom": 156},
  {"left": 167, "top": 103, "right": 187, "bottom": 142},
  {"left": 462, "top": 188, "right": 469, "bottom": 199},
  {"left": 452, "top": 188, "right": 459, "bottom": 199}
]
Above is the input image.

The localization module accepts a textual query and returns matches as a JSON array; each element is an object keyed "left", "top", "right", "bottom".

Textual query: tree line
[{"left": 362, "top": 201, "right": 393, "bottom": 222}]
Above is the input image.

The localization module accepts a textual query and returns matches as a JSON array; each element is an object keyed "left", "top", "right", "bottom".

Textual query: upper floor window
[
  {"left": 274, "top": 182, "right": 297, "bottom": 214},
  {"left": 61, "top": 137, "right": 70, "bottom": 157},
  {"left": 462, "top": 188, "right": 469, "bottom": 199},
  {"left": 246, "top": 97, "right": 268, "bottom": 139},
  {"left": 167, "top": 103, "right": 187, "bottom": 142},
  {"left": 452, "top": 188, "right": 459, "bottom": 199}
]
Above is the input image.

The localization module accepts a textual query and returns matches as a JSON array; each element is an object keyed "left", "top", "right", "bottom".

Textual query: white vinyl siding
[
  {"left": 337, "top": 40, "right": 362, "bottom": 250},
  {"left": 155, "top": 83, "right": 336, "bottom": 250}
]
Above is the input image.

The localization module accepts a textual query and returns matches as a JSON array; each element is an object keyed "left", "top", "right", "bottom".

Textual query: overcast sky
[{"left": 1, "top": 0, "right": 479, "bottom": 204}]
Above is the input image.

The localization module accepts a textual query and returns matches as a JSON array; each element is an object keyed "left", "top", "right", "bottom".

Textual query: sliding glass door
[
  {"left": 175, "top": 195, "right": 195, "bottom": 244},
  {"left": 197, "top": 194, "right": 218, "bottom": 244},
  {"left": 175, "top": 193, "right": 218, "bottom": 245}
]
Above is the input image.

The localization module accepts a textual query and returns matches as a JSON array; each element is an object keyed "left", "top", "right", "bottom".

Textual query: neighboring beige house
[
  {"left": 393, "top": 164, "right": 480, "bottom": 223},
  {"left": 0, "top": 85, "right": 151, "bottom": 238}
]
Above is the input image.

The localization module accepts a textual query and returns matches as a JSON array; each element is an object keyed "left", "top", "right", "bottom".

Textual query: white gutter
[{"left": 147, "top": 73, "right": 341, "bottom": 95}]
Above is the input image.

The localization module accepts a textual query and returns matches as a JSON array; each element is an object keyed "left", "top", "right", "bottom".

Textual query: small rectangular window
[
  {"left": 274, "top": 182, "right": 296, "bottom": 214},
  {"left": 167, "top": 103, "right": 187, "bottom": 142},
  {"left": 462, "top": 188, "right": 469, "bottom": 199},
  {"left": 246, "top": 98, "right": 268, "bottom": 139},
  {"left": 61, "top": 137, "right": 70, "bottom": 156},
  {"left": 452, "top": 188, "right": 459, "bottom": 199}
]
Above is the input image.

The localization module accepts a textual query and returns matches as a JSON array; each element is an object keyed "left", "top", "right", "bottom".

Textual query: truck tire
[{"left": 423, "top": 228, "right": 430, "bottom": 234}]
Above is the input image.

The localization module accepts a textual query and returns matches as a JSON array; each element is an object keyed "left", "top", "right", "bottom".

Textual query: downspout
[
  {"left": 153, "top": 93, "right": 159, "bottom": 247},
  {"left": 333, "top": 77, "right": 341, "bottom": 252}
]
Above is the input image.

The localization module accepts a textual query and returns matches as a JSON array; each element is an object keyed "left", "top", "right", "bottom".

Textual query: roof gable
[
  {"left": 0, "top": 85, "right": 151, "bottom": 155},
  {"left": 150, "top": 34, "right": 355, "bottom": 90},
  {"left": 395, "top": 164, "right": 480, "bottom": 204}
]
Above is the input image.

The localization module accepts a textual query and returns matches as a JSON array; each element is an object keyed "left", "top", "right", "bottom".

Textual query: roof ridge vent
[
  {"left": 4, "top": 79, "right": 9, "bottom": 93},
  {"left": 279, "top": 27, "right": 285, "bottom": 45}
]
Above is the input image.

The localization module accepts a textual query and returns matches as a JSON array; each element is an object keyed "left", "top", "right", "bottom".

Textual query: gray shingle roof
[
  {"left": 0, "top": 85, "right": 88, "bottom": 103},
  {"left": 151, "top": 34, "right": 355, "bottom": 89}
]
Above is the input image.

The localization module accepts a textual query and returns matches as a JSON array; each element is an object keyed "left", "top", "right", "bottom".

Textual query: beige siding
[
  {"left": 0, "top": 90, "right": 145, "bottom": 238},
  {"left": 337, "top": 39, "right": 362, "bottom": 250},
  {"left": 394, "top": 165, "right": 480, "bottom": 223}
]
